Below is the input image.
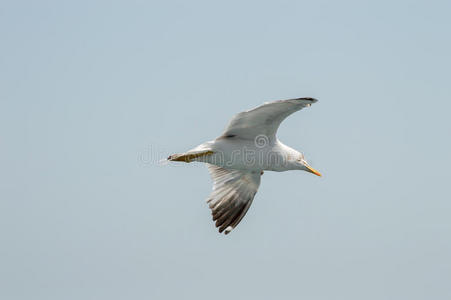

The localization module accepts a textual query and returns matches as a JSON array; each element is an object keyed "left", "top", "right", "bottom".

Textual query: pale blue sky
[{"left": 1, "top": 1, "right": 451, "bottom": 299}]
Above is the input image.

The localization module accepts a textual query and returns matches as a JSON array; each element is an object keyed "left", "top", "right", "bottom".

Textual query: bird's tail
[{"left": 167, "top": 150, "right": 214, "bottom": 163}]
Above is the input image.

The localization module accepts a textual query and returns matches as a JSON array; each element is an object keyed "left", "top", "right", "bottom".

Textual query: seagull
[{"left": 168, "top": 97, "right": 321, "bottom": 234}]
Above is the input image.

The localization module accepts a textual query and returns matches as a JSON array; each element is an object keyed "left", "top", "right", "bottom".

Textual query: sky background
[{"left": 1, "top": 0, "right": 451, "bottom": 299}]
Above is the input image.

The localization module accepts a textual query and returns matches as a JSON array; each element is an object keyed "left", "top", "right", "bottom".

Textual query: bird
[{"left": 168, "top": 97, "right": 321, "bottom": 234}]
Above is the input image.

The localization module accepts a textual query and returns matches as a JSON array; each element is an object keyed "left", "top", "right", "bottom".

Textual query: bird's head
[{"left": 292, "top": 153, "right": 322, "bottom": 177}]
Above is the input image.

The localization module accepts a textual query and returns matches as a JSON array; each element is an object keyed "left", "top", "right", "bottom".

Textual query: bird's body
[
  {"left": 189, "top": 138, "right": 302, "bottom": 172},
  {"left": 168, "top": 97, "right": 321, "bottom": 234}
]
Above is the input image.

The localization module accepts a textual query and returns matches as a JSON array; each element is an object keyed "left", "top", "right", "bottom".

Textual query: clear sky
[{"left": 1, "top": 1, "right": 451, "bottom": 299}]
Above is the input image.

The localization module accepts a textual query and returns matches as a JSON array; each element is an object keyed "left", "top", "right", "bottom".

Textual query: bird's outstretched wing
[
  {"left": 206, "top": 164, "right": 261, "bottom": 234},
  {"left": 219, "top": 97, "right": 317, "bottom": 140}
]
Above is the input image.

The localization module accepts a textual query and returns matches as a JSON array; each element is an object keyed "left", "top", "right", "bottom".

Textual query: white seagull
[{"left": 168, "top": 97, "right": 321, "bottom": 234}]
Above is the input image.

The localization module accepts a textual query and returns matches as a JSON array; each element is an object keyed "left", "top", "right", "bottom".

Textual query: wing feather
[
  {"left": 219, "top": 97, "right": 317, "bottom": 140},
  {"left": 206, "top": 164, "right": 261, "bottom": 234}
]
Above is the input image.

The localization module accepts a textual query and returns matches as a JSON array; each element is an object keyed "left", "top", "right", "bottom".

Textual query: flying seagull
[{"left": 168, "top": 97, "right": 321, "bottom": 234}]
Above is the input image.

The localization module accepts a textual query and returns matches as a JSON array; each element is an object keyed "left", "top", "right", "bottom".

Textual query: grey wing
[
  {"left": 206, "top": 164, "right": 261, "bottom": 234},
  {"left": 219, "top": 97, "right": 317, "bottom": 140}
]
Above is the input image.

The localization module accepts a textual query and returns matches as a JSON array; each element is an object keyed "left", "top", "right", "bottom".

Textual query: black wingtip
[{"left": 297, "top": 97, "right": 318, "bottom": 103}]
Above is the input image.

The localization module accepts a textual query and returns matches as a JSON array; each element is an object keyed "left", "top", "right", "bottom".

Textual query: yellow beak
[{"left": 306, "top": 165, "right": 322, "bottom": 177}]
